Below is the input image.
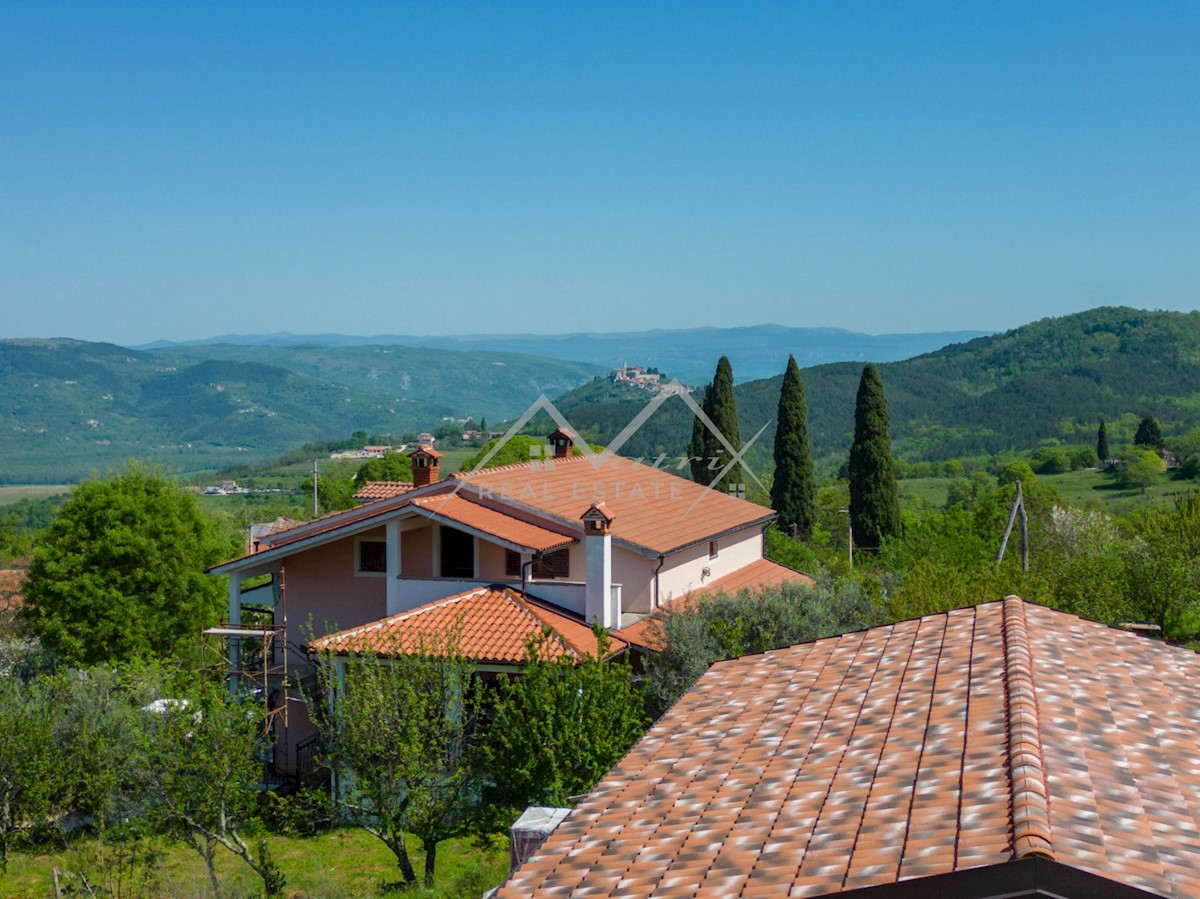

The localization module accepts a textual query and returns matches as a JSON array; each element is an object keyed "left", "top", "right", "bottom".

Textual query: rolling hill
[
  {"left": 0, "top": 340, "right": 602, "bottom": 482},
  {"left": 547, "top": 307, "right": 1200, "bottom": 474}
]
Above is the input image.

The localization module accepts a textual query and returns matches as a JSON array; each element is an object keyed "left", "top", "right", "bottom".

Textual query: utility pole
[
  {"left": 996, "top": 480, "right": 1029, "bottom": 572},
  {"left": 313, "top": 459, "right": 319, "bottom": 518}
]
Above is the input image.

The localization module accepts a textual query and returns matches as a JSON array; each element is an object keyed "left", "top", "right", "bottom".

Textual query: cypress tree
[
  {"left": 848, "top": 363, "right": 900, "bottom": 549},
  {"left": 771, "top": 355, "right": 816, "bottom": 537},
  {"left": 688, "top": 384, "right": 714, "bottom": 485},
  {"left": 707, "top": 357, "right": 743, "bottom": 492},
  {"left": 1134, "top": 416, "right": 1164, "bottom": 451},
  {"left": 1096, "top": 420, "right": 1109, "bottom": 462}
]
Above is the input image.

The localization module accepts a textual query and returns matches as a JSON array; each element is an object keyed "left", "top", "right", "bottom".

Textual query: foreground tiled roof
[
  {"left": 455, "top": 453, "right": 774, "bottom": 555},
  {"left": 353, "top": 480, "right": 415, "bottom": 502},
  {"left": 308, "top": 585, "right": 627, "bottom": 663},
  {"left": 616, "top": 558, "right": 814, "bottom": 651},
  {"left": 409, "top": 495, "right": 576, "bottom": 553},
  {"left": 499, "top": 598, "right": 1200, "bottom": 898},
  {"left": 0, "top": 569, "right": 27, "bottom": 614}
]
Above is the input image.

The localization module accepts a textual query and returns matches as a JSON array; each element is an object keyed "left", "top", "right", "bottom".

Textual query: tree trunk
[
  {"left": 423, "top": 838, "right": 437, "bottom": 888},
  {"left": 388, "top": 833, "right": 417, "bottom": 884}
]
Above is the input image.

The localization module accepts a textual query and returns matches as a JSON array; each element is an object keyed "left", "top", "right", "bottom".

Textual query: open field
[
  {"left": 898, "top": 468, "right": 1197, "bottom": 517},
  {"left": 0, "top": 485, "right": 71, "bottom": 506},
  {"left": 0, "top": 830, "right": 509, "bottom": 899}
]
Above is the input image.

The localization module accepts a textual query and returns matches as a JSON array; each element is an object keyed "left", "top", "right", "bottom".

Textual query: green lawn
[
  {"left": 1, "top": 830, "right": 509, "bottom": 899},
  {"left": 0, "top": 485, "right": 71, "bottom": 506}
]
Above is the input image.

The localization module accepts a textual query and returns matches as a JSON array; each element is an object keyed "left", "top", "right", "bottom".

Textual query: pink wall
[
  {"left": 281, "top": 530, "right": 387, "bottom": 642},
  {"left": 401, "top": 525, "right": 434, "bottom": 577}
]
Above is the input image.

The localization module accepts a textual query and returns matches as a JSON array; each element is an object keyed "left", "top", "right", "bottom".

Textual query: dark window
[
  {"left": 709, "top": 540, "right": 719, "bottom": 560},
  {"left": 505, "top": 549, "right": 521, "bottom": 577},
  {"left": 533, "top": 548, "right": 570, "bottom": 579},
  {"left": 440, "top": 526, "right": 475, "bottom": 578},
  {"left": 358, "top": 539, "right": 387, "bottom": 574}
]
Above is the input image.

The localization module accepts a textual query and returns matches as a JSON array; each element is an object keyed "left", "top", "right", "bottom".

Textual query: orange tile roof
[
  {"left": 454, "top": 453, "right": 774, "bottom": 555},
  {"left": 308, "top": 585, "right": 627, "bottom": 663},
  {"left": 410, "top": 495, "right": 576, "bottom": 553},
  {"left": 353, "top": 481, "right": 415, "bottom": 502},
  {"left": 500, "top": 598, "right": 1200, "bottom": 898},
  {"left": 616, "top": 558, "right": 814, "bottom": 651},
  {"left": 215, "top": 454, "right": 772, "bottom": 571},
  {"left": 0, "top": 569, "right": 27, "bottom": 614}
]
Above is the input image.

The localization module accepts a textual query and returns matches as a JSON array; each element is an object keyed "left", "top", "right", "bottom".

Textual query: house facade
[{"left": 210, "top": 433, "right": 807, "bottom": 773}]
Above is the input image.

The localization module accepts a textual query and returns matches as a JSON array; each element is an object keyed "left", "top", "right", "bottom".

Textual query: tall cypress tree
[
  {"left": 848, "top": 363, "right": 900, "bottom": 549},
  {"left": 771, "top": 355, "right": 816, "bottom": 536},
  {"left": 707, "top": 357, "right": 743, "bottom": 492},
  {"left": 1096, "top": 420, "right": 1109, "bottom": 462},
  {"left": 688, "top": 384, "right": 714, "bottom": 485}
]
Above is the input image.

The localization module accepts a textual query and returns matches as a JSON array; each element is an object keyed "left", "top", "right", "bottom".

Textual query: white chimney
[{"left": 581, "top": 502, "right": 615, "bottom": 629}]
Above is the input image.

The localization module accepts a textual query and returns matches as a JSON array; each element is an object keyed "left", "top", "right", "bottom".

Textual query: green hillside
[
  {"left": 550, "top": 308, "right": 1200, "bottom": 473},
  {"left": 147, "top": 344, "right": 603, "bottom": 420},
  {"left": 0, "top": 339, "right": 600, "bottom": 483}
]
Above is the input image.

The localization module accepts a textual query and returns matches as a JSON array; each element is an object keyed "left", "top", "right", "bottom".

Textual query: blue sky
[{"left": 2, "top": 2, "right": 1197, "bottom": 345}]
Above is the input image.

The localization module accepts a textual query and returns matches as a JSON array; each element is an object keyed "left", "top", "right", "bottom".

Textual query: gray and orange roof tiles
[{"left": 499, "top": 598, "right": 1200, "bottom": 897}]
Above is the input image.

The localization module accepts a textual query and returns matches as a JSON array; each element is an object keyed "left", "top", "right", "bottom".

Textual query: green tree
[
  {"left": 1134, "top": 416, "right": 1164, "bottom": 451},
  {"left": 317, "top": 634, "right": 482, "bottom": 888},
  {"left": 1097, "top": 420, "right": 1110, "bottom": 462},
  {"left": 355, "top": 451, "right": 413, "bottom": 484},
  {"left": 0, "top": 675, "right": 57, "bottom": 874},
  {"left": 1119, "top": 449, "right": 1165, "bottom": 492},
  {"left": 485, "top": 629, "right": 646, "bottom": 827},
  {"left": 706, "top": 357, "right": 744, "bottom": 491},
  {"left": 141, "top": 676, "right": 285, "bottom": 896},
  {"left": 459, "top": 435, "right": 547, "bottom": 472},
  {"left": 23, "top": 464, "right": 234, "bottom": 666},
  {"left": 688, "top": 384, "right": 715, "bottom": 485},
  {"left": 771, "top": 356, "right": 817, "bottom": 537},
  {"left": 847, "top": 364, "right": 900, "bottom": 550}
]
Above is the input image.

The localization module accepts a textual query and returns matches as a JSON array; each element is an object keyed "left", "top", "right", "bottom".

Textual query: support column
[{"left": 386, "top": 520, "right": 402, "bottom": 615}]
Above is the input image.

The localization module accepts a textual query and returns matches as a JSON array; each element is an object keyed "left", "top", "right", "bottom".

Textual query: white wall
[{"left": 657, "top": 526, "right": 763, "bottom": 603}]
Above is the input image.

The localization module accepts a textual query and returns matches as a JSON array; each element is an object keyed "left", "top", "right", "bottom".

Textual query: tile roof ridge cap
[
  {"left": 453, "top": 452, "right": 613, "bottom": 479},
  {"left": 1002, "top": 595, "right": 1055, "bottom": 862}
]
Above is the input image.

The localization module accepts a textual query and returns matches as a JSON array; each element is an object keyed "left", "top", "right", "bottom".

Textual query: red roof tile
[
  {"left": 616, "top": 559, "right": 813, "bottom": 651},
  {"left": 499, "top": 598, "right": 1200, "bottom": 898},
  {"left": 353, "top": 481, "right": 415, "bottom": 502},
  {"left": 455, "top": 453, "right": 774, "bottom": 554},
  {"left": 308, "top": 585, "right": 626, "bottom": 663},
  {"left": 410, "top": 495, "right": 576, "bottom": 553}
]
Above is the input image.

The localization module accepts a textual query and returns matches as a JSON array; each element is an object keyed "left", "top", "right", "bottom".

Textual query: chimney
[
  {"left": 408, "top": 445, "right": 442, "bottom": 488},
  {"left": 548, "top": 427, "right": 576, "bottom": 459},
  {"left": 581, "top": 502, "right": 615, "bottom": 629}
]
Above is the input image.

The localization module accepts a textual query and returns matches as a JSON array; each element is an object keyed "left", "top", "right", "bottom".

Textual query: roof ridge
[
  {"left": 506, "top": 589, "right": 583, "bottom": 660},
  {"left": 1002, "top": 595, "right": 1054, "bottom": 861},
  {"left": 452, "top": 452, "right": 601, "bottom": 479}
]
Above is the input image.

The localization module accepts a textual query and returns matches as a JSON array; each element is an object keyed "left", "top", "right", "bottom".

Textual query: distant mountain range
[
  {"left": 8, "top": 309, "right": 1196, "bottom": 484},
  {"left": 549, "top": 307, "right": 1200, "bottom": 472},
  {"left": 138, "top": 324, "right": 990, "bottom": 385}
]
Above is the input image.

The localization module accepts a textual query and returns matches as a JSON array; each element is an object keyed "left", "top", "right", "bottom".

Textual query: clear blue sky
[{"left": 2, "top": 2, "right": 1197, "bottom": 345}]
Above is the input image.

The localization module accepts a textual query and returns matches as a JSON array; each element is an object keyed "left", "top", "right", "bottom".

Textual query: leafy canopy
[{"left": 23, "top": 463, "right": 235, "bottom": 665}]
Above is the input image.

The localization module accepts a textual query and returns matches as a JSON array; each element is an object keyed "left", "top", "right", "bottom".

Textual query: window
[
  {"left": 709, "top": 540, "right": 719, "bottom": 560},
  {"left": 504, "top": 547, "right": 570, "bottom": 579},
  {"left": 439, "top": 526, "right": 475, "bottom": 578},
  {"left": 357, "top": 538, "right": 387, "bottom": 575}
]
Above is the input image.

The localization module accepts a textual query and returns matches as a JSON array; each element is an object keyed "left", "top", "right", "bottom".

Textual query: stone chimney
[
  {"left": 581, "top": 502, "right": 615, "bottom": 629},
  {"left": 548, "top": 427, "right": 576, "bottom": 460},
  {"left": 408, "top": 445, "right": 442, "bottom": 488}
]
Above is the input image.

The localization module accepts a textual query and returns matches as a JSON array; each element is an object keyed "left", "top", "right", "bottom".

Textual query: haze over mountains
[
  {"left": 4, "top": 309, "right": 1198, "bottom": 483},
  {"left": 139, "top": 324, "right": 990, "bottom": 386}
]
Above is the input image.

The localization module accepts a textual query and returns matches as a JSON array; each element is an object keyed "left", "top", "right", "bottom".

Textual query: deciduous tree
[{"left": 23, "top": 464, "right": 234, "bottom": 666}]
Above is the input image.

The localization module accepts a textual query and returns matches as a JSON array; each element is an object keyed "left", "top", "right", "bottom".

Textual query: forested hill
[
  {"left": 0, "top": 339, "right": 602, "bottom": 482},
  {"left": 554, "top": 308, "right": 1200, "bottom": 471},
  {"left": 742, "top": 306, "right": 1200, "bottom": 465}
]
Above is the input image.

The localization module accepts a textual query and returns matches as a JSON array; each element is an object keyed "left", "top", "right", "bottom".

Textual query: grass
[
  {"left": 898, "top": 468, "right": 1197, "bottom": 517},
  {"left": 0, "top": 485, "right": 71, "bottom": 506},
  {"left": 0, "top": 830, "right": 509, "bottom": 899}
]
